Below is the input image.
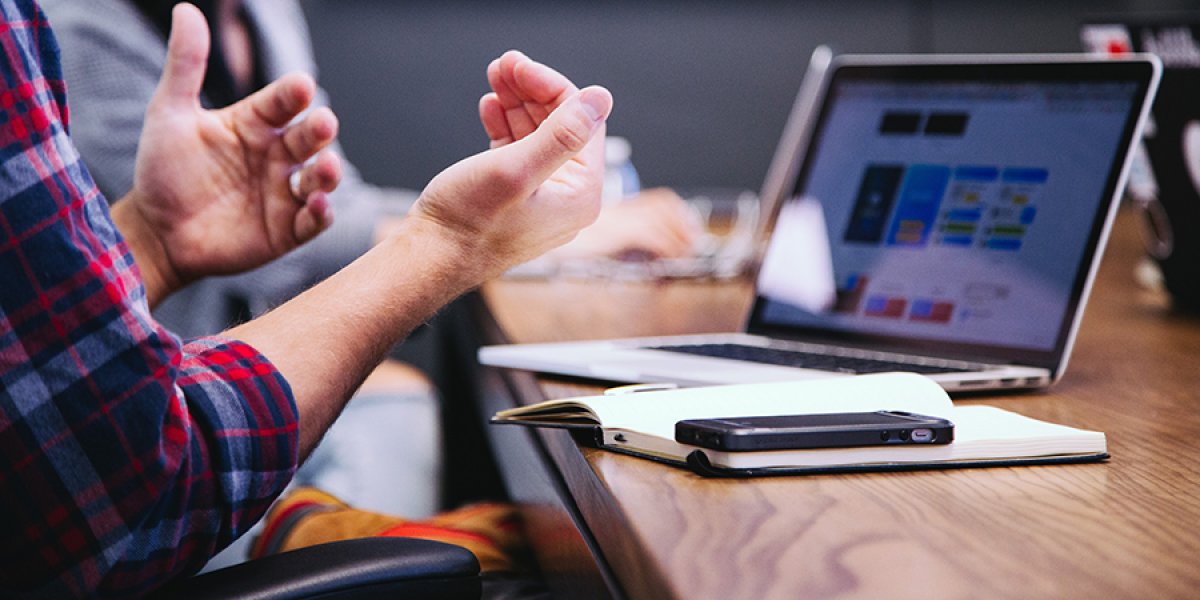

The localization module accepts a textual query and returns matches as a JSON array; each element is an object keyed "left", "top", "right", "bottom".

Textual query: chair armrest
[{"left": 154, "top": 537, "right": 480, "bottom": 599}]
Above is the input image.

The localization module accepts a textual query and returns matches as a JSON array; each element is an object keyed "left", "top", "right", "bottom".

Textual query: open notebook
[
  {"left": 492, "top": 373, "right": 1107, "bottom": 477},
  {"left": 481, "top": 53, "right": 1161, "bottom": 392}
]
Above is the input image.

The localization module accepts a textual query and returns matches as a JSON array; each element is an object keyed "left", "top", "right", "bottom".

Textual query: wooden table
[{"left": 476, "top": 208, "right": 1200, "bottom": 599}]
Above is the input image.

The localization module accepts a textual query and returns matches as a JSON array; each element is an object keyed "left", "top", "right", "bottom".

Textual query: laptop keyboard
[{"left": 648, "top": 343, "right": 974, "bottom": 375}]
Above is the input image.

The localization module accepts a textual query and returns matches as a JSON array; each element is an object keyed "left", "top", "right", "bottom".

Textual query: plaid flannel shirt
[{"left": 0, "top": 1, "right": 299, "bottom": 596}]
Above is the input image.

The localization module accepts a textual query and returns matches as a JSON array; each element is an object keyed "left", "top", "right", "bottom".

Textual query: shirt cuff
[{"left": 177, "top": 336, "right": 300, "bottom": 538}]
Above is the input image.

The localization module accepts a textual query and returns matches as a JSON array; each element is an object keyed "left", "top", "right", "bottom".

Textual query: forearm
[{"left": 227, "top": 216, "right": 482, "bottom": 458}]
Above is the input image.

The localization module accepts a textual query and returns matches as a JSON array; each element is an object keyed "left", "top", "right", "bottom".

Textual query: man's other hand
[{"left": 407, "top": 51, "right": 612, "bottom": 280}]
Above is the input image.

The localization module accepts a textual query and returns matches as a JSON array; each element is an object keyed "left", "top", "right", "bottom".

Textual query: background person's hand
[
  {"left": 407, "top": 51, "right": 612, "bottom": 279},
  {"left": 550, "top": 187, "right": 704, "bottom": 261},
  {"left": 113, "top": 3, "right": 341, "bottom": 305}
]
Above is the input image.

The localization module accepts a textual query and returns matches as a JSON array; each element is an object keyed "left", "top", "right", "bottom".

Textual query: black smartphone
[{"left": 674, "top": 411, "right": 954, "bottom": 451}]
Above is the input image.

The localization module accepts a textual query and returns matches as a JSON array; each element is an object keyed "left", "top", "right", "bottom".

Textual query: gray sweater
[{"left": 44, "top": 0, "right": 419, "bottom": 337}]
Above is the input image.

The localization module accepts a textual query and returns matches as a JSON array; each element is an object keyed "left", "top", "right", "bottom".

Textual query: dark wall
[{"left": 303, "top": 0, "right": 1193, "bottom": 194}]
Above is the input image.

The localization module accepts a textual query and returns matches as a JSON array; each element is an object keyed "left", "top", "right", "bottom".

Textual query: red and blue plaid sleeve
[{"left": 0, "top": 2, "right": 299, "bottom": 597}]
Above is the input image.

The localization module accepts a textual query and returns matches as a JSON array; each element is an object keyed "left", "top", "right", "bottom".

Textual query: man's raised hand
[{"left": 115, "top": 2, "right": 342, "bottom": 305}]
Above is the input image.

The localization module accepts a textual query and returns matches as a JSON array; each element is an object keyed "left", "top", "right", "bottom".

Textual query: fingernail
[{"left": 579, "top": 87, "right": 611, "bottom": 122}]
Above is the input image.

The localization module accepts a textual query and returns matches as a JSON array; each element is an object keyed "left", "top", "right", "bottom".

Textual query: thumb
[
  {"left": 154, "top": 3, "right": 210, "bottom": 109},
  {"left": 497, "top": 86, "right": 613, "bottom": 186}
]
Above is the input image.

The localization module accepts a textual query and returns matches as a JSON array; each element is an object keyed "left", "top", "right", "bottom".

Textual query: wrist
[
  {"left": 111, "top": 193, "right": 185, "bottom": 307},
  {"left": 381, "top": 214, "right": 495, "bottom": 292}
]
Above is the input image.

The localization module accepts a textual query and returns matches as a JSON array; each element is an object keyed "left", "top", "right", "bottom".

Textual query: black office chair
[{"left": 150, "top": 537, "right": 480, "bottom": 599}]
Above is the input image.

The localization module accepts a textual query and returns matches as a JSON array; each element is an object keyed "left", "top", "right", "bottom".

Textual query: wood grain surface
[{"left": 482, "top": 208, "right": 1200, "bottom": 599}]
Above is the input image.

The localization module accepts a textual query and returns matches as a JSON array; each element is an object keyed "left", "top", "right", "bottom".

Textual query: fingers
[
  {"left": 291, "top": 150, "right": 342, "bottom": 202},
  {"left": 238, "top": 73, "right": 318, "bottom": 131},
  {"left": 289, "top": 152, "right": 340, "bottom": 244},
  {"left": 512, "top": 57, "right": 575, "bottom": 106},
  {"left": 490, "top": 50, "right": 575, "bottom": 107},
  {"left": 281, "top": 105, "right": 339, "bottom": 163},
  {"left": 479, "top": 93, "right": 513, "bottom": 148},
  {"left": 493, "top": 86, "right": 613, "bottom": 192},
  {"left": 501, "top": 59, "right": 562, "bottom": 128},
  {"left": 154, "top": 3, "right": 209, "bottom": 109},
  {"left": 489, "top": 58, "right": 537, "bottom": 141},
  {"left": 487, "top": 50, "right": 578, "bottom": 141},
  {"left": 293, "top": 193, "right": 334, "bottom": 244},
  {"left": 224, "top": 74, "right": 335, "bottom": 248}
]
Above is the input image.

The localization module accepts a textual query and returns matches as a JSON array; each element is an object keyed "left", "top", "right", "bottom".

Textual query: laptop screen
[{"left": 749, "top": 58, "right": 1157, "bottom": 370}]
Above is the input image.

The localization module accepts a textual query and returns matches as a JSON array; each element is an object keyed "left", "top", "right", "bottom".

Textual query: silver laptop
[{"left": 480, "top": 53, "right": 1161, "bottom": 392}]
